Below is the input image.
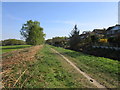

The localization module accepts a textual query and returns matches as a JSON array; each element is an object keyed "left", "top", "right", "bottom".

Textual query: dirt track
[
  {"left": 1, "top": 45, "right": 107, "bottom": 88},
  {"left": 51, "top": 48, "right": 106, "bottom": 89}
]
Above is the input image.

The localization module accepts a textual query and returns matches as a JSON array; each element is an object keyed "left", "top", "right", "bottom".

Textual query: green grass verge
[
  {"left": 49, "top": 45, "right": 119, "bottom": 88},
  {"left": 4, "top": 45, "right": 96, "bottom": 88},
  {"left": 0, "top": 45, "right": 31, "bottom": 54}
]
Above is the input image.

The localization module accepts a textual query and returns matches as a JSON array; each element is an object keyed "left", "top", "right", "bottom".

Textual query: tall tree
[
  {"left": 20, "top": 20, "right": 45, "bottom": 45},
  {"left": 69, "top": 25, "right": 81, "bottom": 50}
]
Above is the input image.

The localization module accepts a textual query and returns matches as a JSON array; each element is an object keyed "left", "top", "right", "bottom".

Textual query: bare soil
[{"left": 2, "top": 45, "right": 43, "bottom": 71}]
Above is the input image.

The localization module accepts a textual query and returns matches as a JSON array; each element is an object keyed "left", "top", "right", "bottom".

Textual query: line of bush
[
  {"left": 46, "top": 25, "right": 120, "bottom": 61},
  {"left": 0, "top": 39, "right": 26, "bottom": 46},
  {"left": 81, "top": 45, "right": 120, "bottom": 61}
]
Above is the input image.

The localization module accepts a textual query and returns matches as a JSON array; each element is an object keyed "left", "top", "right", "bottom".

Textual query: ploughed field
[{"left": 1, "top": 44, "right": 119, "bottom": 88}]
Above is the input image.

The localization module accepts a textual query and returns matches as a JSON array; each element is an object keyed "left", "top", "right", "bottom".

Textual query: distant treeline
[
  {"left": 0, "top": 39, "right": 26, "bottom": 46},
  {"left": 46, "top": 37, "right": 69, "bottom": 48}
]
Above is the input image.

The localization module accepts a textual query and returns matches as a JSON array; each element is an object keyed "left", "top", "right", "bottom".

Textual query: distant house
[
  {"left": 80, "top": 31, "right": 91, "bottom": 39},
  {"left": 106, "top": 24, "right": 120, "bottom": 37},
  {"left": 92, "top": 29, "right": 106, "bottom": 38},
  {"left": 79, "top": 34, "right": 87, "bottom": 39}
]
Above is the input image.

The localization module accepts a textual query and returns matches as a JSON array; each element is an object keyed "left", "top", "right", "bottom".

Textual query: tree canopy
[
  {"left": 69, "top": 25, "right": 81, "bottom": 50},
  {"left": 20, "top": 20, "right": 45, "bottom": 45}
]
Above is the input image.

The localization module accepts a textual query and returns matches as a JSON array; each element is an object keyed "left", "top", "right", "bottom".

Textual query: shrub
[
  {"left": 99, "top": 39, "right": 108, "bottom": 43},
  {"left": 108, "top": 36, "right": 120, "bottom": 47}
]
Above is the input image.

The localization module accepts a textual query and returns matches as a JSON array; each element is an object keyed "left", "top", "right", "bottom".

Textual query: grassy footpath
[
  {"left": 50, "top": 45, "right": 119, "bottom": 88},
  {"left": 3, "top": 45, "right": 96, "bottom": 88},
  {"left": 0, "top": 45, "right": 31, "bottom": 54}
]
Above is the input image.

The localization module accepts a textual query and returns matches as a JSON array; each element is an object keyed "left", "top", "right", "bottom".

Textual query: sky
[{"left": 2, "top": 2, "right": 118, "bottom": 40}]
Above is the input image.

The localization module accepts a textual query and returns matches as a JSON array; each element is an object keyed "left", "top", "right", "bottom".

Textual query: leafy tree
[
  {"left": 20, "top": 20, "right": 45, "bottom": 45},
  {"left": 52, "top": 37, "right": 68, "bottom": 48},
  {"left": 69, "top": 25, "right": 81, "bottom": 50}
]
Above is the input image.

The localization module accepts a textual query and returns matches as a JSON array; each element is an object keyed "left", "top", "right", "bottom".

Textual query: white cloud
[
  {"left": 50, "top": 20, "right": 117, "bottom": 33},
  {"left": 6, "top": 14, "right": 24, "bottom": 21},
  {"left": 51, "top": 20, "right": 88, "bottom": 26}
]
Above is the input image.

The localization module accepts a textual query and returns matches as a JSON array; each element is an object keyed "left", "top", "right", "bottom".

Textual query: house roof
[
  {"left": 106, "top": 24, "right": 120, "bottom": 31},
  {"left": 111, "top": 25, "right": 120, "bottom": 30},
  {"left": 80, "top": 34, "right": 86, "bottom": 36},
  {"left": 93, "top": 29, "right": 106, "bottom": 32},
  {"left": 106, "top": 27, "right": 114, "bottom": 31},
  {"left": 92, "top": 29, "right": 106, "bottom": 34}
]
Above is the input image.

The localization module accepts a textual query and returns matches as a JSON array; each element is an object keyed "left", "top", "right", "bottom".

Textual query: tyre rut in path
[{"left": 51, "top": 48, "right": 106, "bottom": 89}]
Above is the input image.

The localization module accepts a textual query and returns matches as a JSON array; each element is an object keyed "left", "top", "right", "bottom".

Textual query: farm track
[
  {"left": 1, "top": 45, "right": 117, "bottom": 88},
  {"left": 51, "top": 48, "right": 106, "bottom": 89}
]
